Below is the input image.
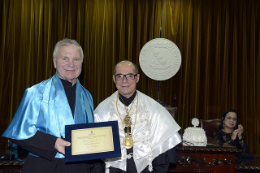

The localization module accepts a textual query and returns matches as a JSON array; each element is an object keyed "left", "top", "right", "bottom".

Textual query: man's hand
[{"left": 54, "top": 138, "right": 71, "bottom": 155}]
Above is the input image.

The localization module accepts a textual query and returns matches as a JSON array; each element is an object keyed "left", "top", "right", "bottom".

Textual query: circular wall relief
[{"left": 139, "top": 38, "right": 181, "bottom": 81}]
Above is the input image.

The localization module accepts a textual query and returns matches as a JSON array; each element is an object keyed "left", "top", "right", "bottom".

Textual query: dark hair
[
  {"left": 219, "top": 109, "right": 240, "bottom": 130},
  {"left": 113, "top": 60, "right": 139, "bottom": 75}
]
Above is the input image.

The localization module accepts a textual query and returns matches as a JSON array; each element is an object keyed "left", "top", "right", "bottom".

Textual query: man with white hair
[
  {"left": 2, "top": 39, "right": 105, "bottom": 173},
  {"left": 94, "top": 60, "right": 181, "bottom": 173}
]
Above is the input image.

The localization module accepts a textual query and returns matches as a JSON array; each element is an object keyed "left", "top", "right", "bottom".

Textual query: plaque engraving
[{"left": 71, "top": 127, "right": 114, "bottom": 155}]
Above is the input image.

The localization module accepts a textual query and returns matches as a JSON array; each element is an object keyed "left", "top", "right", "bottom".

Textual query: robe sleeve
[
  {"left": 11, "top": 131, "right": 58, "bottom": 161},
  {"left": 2, "top": 86, "right": 43, "bottom": 140}
]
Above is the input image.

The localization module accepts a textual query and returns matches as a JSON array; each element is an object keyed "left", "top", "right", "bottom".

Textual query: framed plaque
[{"left": 65, "top": 121, "right": 121, "bottom": 163}]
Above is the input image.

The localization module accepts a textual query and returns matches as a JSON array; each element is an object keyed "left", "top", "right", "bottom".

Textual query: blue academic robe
[{"left": 2, "top": 73, "right": 94, "bottom": 158}]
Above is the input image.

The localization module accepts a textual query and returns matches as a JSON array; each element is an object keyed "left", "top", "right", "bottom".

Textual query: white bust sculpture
[
  {"left": 191, "top": 118, "right": 199, "bottom": 127},
  {"left": 183, "top": 118, "right": 207, "bottom": 146}
]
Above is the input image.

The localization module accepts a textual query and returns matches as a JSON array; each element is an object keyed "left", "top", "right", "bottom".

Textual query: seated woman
[{"left": 213, "top": 110, "right": 248, "bottom": 152}]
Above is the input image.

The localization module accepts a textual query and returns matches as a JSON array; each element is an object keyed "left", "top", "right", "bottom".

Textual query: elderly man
[
  {"left": 94, "top": 60, "right": 181, "bottom": 173},
  {"left": 2, "top": 39, "right": 104, "bottom": 173}
]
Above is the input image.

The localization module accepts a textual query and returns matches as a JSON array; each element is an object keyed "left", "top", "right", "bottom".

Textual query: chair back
[
  {"left": 165, "top": 107, "right": 178, "bottom": 122},
  {"left": 200, "top": 119, "right": 222, "bottom": 138}
]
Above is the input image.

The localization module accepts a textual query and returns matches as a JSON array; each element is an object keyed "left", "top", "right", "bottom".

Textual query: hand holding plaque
[{"left": 55, "top": 138, "right": 71, "bottom": 155}]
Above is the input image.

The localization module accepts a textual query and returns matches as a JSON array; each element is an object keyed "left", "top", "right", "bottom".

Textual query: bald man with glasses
[{"left": 94, "top": 60, "right": 182, "bottom": 173}]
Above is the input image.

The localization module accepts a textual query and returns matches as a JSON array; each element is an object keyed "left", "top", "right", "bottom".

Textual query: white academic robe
[{"left": 94, "top": 91, "right": 181, "bottom": 173}]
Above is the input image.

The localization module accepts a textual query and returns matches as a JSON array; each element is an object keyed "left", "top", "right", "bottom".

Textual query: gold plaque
[{"left": 71, "top": 127, "right": 114, "bottom": 155}]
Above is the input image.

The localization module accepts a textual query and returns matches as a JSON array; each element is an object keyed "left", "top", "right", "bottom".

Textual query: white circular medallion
[{"left": 139, "top": 38, "right": 181, "bottom": 81}]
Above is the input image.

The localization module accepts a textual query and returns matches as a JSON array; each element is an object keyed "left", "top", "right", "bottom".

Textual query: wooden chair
[
  {"left": 165, "top": 107, "right": 178, "bottom": 122},
  {"left": 200, "top": 119, "right": 222, "bottom": 138},
  {"left": 156, "top": 100, "right": 178, "bottom": 122}
]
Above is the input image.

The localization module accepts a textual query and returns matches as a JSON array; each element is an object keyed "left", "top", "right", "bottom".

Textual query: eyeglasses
[{"left": 115, "top": 74, "right": 137, "bottom": 81}]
